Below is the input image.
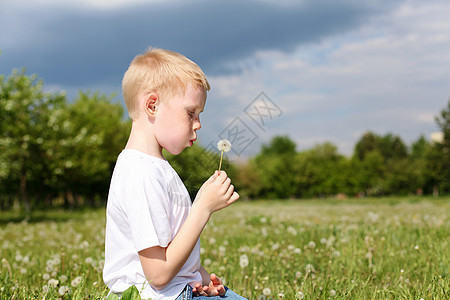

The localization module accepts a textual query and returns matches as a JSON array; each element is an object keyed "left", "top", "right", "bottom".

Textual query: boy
[{"left": 103, "top": 48, "right": 247, "bottom": 300}]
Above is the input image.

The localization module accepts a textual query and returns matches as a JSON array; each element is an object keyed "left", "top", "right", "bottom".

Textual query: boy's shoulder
[{"left": 113, "top": 149, "right": 171, "bottom": 181}]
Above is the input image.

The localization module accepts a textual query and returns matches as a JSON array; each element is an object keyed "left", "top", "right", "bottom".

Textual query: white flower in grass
[
  {"left": 262, "top": 288, "right": 271, "bottom": 296},
  {"left": 203, "top": 258, "right": 212, "bottom": 266},
  {"left": 271, "top": 243, "right": 280, "bottom": 251},
  {"left": 330, "top": 289, "right": 336, "bottom": 297},
  {"left": 48, "top": 278, "right": 59, "bottom": 288},
  {"left": 239, "top": 254, "right": 249, "bottom": 268},
  {"left": 332, "top": 250, "right": 341, "bottom": 257},
  {"left": 85, "top": 257, "right": 94, "bottom": 265},
  {"left": 298, "top": 291, "right": 304, "bottom": 299},
  {"left": 305, "top": 264, "right": 316, "bottom": 273},
  {"left": 307, "top": 241, "right": 316, "bottom": 249},
  {"left": 59, "top": 275, "right": 67, "bottom": 283},
  {"left": 43, "top": 273, "right": 50, "bottom": 280},
  {"left": 58, "top": 285, "right": 69, "bottom": 296},
  {"left": 71, "top": 276, "right": 82, "bottom": 287}
]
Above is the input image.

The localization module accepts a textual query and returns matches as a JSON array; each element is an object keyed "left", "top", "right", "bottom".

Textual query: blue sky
[{"left": 1, "top": 0, "right": 449, "bottom": 157}]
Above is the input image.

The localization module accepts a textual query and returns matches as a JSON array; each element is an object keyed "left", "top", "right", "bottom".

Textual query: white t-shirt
[{"left": 103, "top": 149, "right": 202, "bottom": 300}]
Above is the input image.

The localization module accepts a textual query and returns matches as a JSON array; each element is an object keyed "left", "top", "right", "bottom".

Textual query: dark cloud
[{"left": 0, "top": 0, "right": 397, "bottom": 88}]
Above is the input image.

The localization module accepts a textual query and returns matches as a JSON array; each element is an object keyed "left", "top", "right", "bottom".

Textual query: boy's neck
[{"left": 125, "top": 121, "right": 165, "bottom": 160}]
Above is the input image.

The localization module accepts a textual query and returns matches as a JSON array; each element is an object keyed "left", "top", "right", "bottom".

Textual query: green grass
[{"left": 1, "top": 196, "right": 449, "bottom": 299}]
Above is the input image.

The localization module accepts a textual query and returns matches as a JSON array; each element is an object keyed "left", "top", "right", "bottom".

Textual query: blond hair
[{"left": 122, "top": 48, "right": 210, "bottom": 120}]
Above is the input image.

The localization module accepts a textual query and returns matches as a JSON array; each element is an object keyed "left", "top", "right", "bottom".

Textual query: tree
[
  {"left": 49, "top": 91, "right": 130, "bottom": 207},
  {"left": 430, "top": 99, "right": 450, "bottom": 193},
  {"left": 248, "top": 136, "right": 298, "bottom": 199},
  {"left": 0, "top": 69, "right": 65, "bottom": 213}
]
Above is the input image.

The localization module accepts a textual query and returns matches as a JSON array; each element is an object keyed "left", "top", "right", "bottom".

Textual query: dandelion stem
[
  {"left": 218, "top": 150, "right": 224, "bottom": 171},
  {"left": 2, "top": 258, "right": 12, "bottom": 278}
]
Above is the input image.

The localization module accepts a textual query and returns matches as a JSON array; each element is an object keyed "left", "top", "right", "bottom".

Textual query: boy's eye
[{"left": 187, "top": 111, "right": 195, "bottom": 119}]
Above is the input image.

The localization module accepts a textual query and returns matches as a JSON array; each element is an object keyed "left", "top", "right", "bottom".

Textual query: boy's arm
[{"left": 138, "top": 171, "right": 239, "bottom": 291}]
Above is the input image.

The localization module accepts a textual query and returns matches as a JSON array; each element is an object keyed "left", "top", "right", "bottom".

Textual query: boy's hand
[
  {"left": 192, "top": 273, "right": 226, "bottom": 297},
  {"left": 193, "top": 171, "right": 239, "bottom": 215}
]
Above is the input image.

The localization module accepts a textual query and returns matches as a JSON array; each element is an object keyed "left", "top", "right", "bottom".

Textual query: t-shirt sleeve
[{"left": 123, "top": 169, "right": 172, "bottom": 252}]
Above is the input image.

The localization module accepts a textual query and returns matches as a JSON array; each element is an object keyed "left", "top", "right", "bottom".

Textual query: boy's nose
[{"left": 194, "top": 120, "right": 201, "bottom": 131}]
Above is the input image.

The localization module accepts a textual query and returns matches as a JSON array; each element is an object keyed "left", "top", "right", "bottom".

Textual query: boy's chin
[{"left": 165, "top": 147, "right": 185, "bottom": 156}]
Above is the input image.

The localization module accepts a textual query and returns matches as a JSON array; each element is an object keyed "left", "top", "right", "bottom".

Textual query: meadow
[{"left": 0, "top": 196, "right": 448, "bottom": 299}]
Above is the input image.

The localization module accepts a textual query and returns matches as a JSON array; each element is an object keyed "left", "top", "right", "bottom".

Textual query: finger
[
  {"left": 220, "top": 178, "right": 232, "bottom": 193},
  {"left": 227, "top": 191, "right": 240, "bottom": 204},
  {"left": 216, "top": 170, "right": 228, "bottom": 183},
  {"left": 210, "top": 273, "right": 220, "bottom": 285},
  {"left": 209, "top": 171, "right": 219, "bottom": 182},
  {"left": 217, "top": 285, "right": 226, "bottom": 296},
  {"left": 224, "top": 184, "right": 234, "bottom": 199}
]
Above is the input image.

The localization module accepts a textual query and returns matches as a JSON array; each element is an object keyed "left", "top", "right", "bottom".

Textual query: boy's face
[{"left": 154, "top": 84, "right": 206, "bottom": 155}]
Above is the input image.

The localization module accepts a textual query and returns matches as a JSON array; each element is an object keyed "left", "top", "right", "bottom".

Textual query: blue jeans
[{"left": 176, "top": 285, "right": 247, "bottom": 300}]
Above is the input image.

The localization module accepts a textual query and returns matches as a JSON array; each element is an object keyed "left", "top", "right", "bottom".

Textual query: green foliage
[
  {"left": 120, "top": 285, "right": 141, "bottom": 300},
  {"left": 48, "top": 91, "right": 130, "bottom": 206},
  {"left": 432, "top": 99, "right": 450, "bottom": 193},
  {"left": 0, "top": 69, "right": 66, "bottom": 212},
  {"left": 243, "top": 119, "right": 448, "bottom": 198},
  {"left": 0, "top": 70, "right": 129, "bottom": 211}
]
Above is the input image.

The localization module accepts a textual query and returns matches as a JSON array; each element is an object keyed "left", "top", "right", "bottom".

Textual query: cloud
[
  {"left": 203, "top": 0, "right": 450, "bottom": 155},
  {"left": 0, "top": 0, "right": 397, "bottom": 89},
  {"left": 1, "top": 0, "right": 448, "bottom": 157}
]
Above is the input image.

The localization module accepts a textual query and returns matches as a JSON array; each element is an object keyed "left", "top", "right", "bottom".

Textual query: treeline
[
  {"left": 1, "top": 70, "right": 449, "bottom": 212},
  {"left": 0, "top": 70, "right": 130, "bottom": 212},
  {"left": 234, "top": 132, "right": 448, "bottom": 199}
]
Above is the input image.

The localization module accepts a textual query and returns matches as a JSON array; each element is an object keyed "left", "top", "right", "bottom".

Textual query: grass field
[{"left": 0, "top": 196, "right": 448, "bottom": 299}]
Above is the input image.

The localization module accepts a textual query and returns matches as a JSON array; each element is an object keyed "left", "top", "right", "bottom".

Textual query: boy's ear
[{"left": 144, "top": 92, "right": 159, "bottom": 118}]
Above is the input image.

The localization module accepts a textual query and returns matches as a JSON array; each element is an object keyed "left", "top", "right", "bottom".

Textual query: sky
[{"left": 1, "top": 0, "right": 449, "bottom": 158}]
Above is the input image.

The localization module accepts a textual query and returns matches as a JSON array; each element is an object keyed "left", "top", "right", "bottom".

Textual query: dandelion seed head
[
  {"left": 332, "top": 250, "right": 341, "bottom": 257},
  {"left": 307, "top": 241, "right": 316, "bottom": 249},
  {"left": 217, "top": 139, "right": 231, "bottom": 152},
  {"left": 47, "top": 278, "right": 59, "bottom": 288},
  {"left": 71, "top": 276, "right": 82, "bottom": 287},
  {"left": 271, "top": 243, "right": 280, "bottom": 251},
  {"left": 305, "top": 264, "right": 315, "bottom": 273},
  {"left": 330, "top": 289, "right": 336, "bottom": 297},
  {"left": 262, "top": 288, "right": 271, "bottom": 296},
  {"left": 239, "top": 254, "right": 249, "bottom": 268},
  {"left": 58, "top": 285, "right": 69, "bottom": 296},
  {"left": 85, "top": 257, "right": 94, "bottom": 265}
]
